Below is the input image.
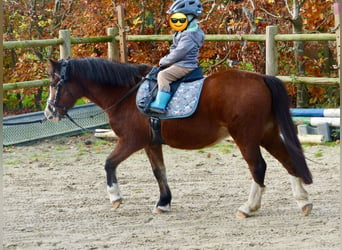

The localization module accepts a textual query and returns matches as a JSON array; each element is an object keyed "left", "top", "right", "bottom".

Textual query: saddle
[{"left": 136, "top": 66, "right": 205, "bottom": 119}]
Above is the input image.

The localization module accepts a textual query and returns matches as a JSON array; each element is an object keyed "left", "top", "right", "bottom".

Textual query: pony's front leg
[
  {"left": 236, "top": 180, "right": 265, "bottom": 218},
  {"left": 105, "top": 160, "right": 123, "bottom": 209},
  {"left": 290, "top": 176, "right": 313, "bottom": 216},
  {"left": 104, "top": 138, "right": 144, "bottom": 209},
  {"left": 144, "top": 144, "right": 172, "bottom": 213}
]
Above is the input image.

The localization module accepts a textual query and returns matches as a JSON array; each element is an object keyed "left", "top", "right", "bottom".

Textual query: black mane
[{"left": 67, "top": 57, "right": 150, "bottom": 87}]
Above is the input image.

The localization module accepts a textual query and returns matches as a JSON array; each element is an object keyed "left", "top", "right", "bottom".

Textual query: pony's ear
[{"left": 49, "top": 58, "right": 59, "bottom": 67}]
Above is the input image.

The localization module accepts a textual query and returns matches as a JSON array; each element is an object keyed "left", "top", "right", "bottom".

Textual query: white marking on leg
[
  {"left": 107, "top": 184, "right": 122, "bottom": 203},
  {"left": 153, "top": 200, "right": 171, "bottom": 213},
  {"left": 238, "top": 180, "right": 265, "bottom": 216},
  {"left": 290, "top": 176, "right": 312, "bottom": 209}
]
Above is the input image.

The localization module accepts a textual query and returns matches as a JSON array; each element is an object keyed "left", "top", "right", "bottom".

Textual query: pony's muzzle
[{"left": 44, "top": 104, "right": 61, "bottom": 121}]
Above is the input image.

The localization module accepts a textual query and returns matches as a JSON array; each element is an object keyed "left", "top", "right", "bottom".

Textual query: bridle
[
  {"left": 47, "top": 59, "right": 95, "bottom": 131},
  {"left": 48, "top": 59, "right": 75, "bottom": 115}
]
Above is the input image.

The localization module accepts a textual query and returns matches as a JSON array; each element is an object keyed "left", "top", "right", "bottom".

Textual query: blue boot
[{"left": 150, "top": 90, "right": 172, "bottom": 114}]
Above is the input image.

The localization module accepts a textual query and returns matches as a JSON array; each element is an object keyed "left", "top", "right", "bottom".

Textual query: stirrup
[{"left": 149, "top": 107, "right": 166, "bottom": 114}]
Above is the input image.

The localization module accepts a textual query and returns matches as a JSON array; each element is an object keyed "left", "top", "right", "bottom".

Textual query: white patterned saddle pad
[{"left": 136, "top": 77, "right": 205, "bottom": 119}]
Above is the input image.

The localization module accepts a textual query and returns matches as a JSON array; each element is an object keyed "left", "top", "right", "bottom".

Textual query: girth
[{"left": 149, "top": 117, "right": 165, "bottom": 144}]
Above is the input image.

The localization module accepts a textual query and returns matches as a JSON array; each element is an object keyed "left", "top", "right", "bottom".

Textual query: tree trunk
[{"left": 292, "top": 1, "right": 308, "bottom": 107}]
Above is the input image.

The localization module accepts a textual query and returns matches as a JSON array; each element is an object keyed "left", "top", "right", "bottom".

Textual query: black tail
[{"left": 263, "top": 75, "right": 313, "bottom": 184}]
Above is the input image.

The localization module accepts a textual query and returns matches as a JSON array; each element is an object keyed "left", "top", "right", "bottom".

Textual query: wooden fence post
[
  {"left": 107, "top": 27, "right": 119, "bottom": 61},
  {"left": 116, "top": 5, "right": 128, "bottom": 63},
  {"left": 59, "top": 30, "right": 71, "bottom": 59},
  {"left": 333, "top": 2, "right": 340, "bottom": 83},
  {"left": 266, "top": 26, "right": 278, "bottom": 76}
]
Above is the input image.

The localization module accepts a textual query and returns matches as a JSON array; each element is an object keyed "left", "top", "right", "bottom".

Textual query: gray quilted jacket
[{"left": 159, "top": 28, "right": 204, "bottom": 68}]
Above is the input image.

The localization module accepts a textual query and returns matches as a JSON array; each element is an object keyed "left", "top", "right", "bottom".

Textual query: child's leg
[
  {"left": 157, "top": 65, "right": 193, "bottom": 92},
  {"left": 150, "top": 65, "right": 193, "bottom": 114}
]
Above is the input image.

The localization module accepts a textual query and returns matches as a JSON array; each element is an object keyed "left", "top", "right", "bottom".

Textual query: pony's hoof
[
  {"left": 302, "top": 203, "right": 313, "bottom": 216},
  {"left": 236, "top": 210, "right": 249, "bottom": 218},
  {"left": 112, "top": 199, "right": 122, "bottom": 209},
  {"left": 153, "top": 205, "right": 170, "bottom": 214},
  {"left": 153, "top": 207, "right": 166, "bottom": 214}
]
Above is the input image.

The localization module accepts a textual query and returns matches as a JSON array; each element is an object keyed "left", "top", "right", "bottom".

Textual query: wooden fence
[{"left": 3, "top": 26, "right": 340, "bottom": 92}]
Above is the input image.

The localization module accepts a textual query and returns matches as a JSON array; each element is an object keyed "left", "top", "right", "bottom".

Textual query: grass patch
[
  {"left": 29, "top": 153, "right": 43, "bottom": 159},
  {"left": 78, "top": 148, "right": 87, "bottom": 156},
  {"left": 301, "top": 140, "right": 340, "bottom": 148},
  {"left": 323, "top": 141, "right": 340, "bottom": 147},
  {"left": 198, "top": 143, "right": 234, "bottom": 154},
  {"left": 210, "top": 143, "right": 234, "bottom": 154},
  {"left": 54, "top": 145, "right": 66, "bottom": 151},
  {"left": 3, "top": 159, "right": 20, "bottom": 166},
  {"left": 314, "top": 149, "right": 323, "bottom": 158},
  {"left": 93, "top": 139, "right": 110, "bottom": 146}
]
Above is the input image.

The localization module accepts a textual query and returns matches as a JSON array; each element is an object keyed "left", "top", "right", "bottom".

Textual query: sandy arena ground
[{"left": 3, "top": 134, "right": 341, "bottom": 249}]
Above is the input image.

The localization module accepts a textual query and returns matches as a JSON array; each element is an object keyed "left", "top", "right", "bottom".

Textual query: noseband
[{"left": 48, "top": 59, "right": 75, "bottom": 114}]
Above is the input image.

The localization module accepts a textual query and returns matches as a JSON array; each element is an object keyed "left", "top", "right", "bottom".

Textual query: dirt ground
[{"left": 3, "top": 133, "right": 341, "bottom": 250}]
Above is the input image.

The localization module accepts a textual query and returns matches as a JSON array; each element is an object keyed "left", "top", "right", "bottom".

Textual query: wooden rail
[{"left": 3, "top": 26, "right": 340, "bottom": 91}]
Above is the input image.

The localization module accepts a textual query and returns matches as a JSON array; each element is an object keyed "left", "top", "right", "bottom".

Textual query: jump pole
[{"left": 291, "top": 108, "right": 340, "bottom": 117}]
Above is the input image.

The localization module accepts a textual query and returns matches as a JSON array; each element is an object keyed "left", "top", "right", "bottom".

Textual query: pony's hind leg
[
  {"left": 290, "top": 176, "right": 312, "bottom": 216},
  {"left": 235, "top": 144, "right": 267, "bottom": 218},
  {"left": 144, "top": 144, "right": 172, "bottom": 213},
  {"left": 261, "top": 131, "right": 312, "bottom": 216},
  {"left": 236, "top": 180, "right": 266, "bottom": 218}
]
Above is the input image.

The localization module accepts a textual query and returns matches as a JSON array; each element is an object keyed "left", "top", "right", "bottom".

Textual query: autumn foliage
[{"left": 3, "top": 0, "right": 339, "bottom": 114}]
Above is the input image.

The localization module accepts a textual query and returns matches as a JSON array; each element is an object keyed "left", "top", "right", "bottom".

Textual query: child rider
[{"left": 149, "top": 0, "right": 205, "bottom": 114}]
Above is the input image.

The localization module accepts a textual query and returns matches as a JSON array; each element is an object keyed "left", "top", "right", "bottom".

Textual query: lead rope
[{"left": 64, "top": 113, "right": 95, "bottom": 133}]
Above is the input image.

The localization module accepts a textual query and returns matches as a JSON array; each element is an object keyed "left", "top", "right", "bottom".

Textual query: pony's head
[
  {"left": 44, "top": 57, "right": 152, "bottom": 121},
  {"left": 44, "top": 59, "right": 81, "bottom": 121}
]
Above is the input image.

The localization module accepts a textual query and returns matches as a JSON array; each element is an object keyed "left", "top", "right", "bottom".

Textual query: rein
[
  {"left": 64, "top": 113, "right": 95, "bottom": 133},
  {"left": 90, "top": 77, "right": 145, "bottom": 118},
  {"left": 64, "top": 81, "right": 144, "bottom": 133}
]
